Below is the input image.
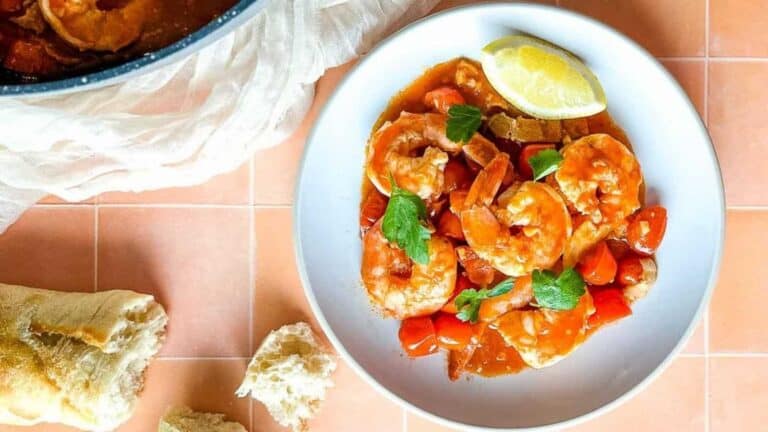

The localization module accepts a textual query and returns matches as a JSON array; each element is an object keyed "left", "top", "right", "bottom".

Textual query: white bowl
[{"left": 294, "top": 3, "right": 724, "bottom": 430}]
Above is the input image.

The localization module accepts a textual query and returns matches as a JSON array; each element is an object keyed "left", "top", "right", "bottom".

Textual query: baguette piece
[
  {"left": 158, "top": 406, "right": 247, "bottom": 432},
  {"left": 0, "top": 283, "right": 168, "bottom": 431},
  {"left": 236, "top": 322, "right": 336, "bottom": 432}
]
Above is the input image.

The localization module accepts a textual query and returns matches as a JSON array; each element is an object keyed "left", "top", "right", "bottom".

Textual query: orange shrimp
[
  {"left": 460, "top": 153, "right": 572, "bottom": 276},
  {"left": 494, "top": 292, "right": 595, "bottom": 368},
  {"left": 361, "top": 220, "right": 457, "bottom": 319},
  {"left": 366, "top": 111, "right": 498, "bottom": 199}
]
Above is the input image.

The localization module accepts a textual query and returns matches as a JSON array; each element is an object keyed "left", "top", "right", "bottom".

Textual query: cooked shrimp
[
  {"left": 460, "top": 153, "right": 572, "bottom": 276},
  {"left": 367, "top": 111, "right": 497, "bottom": 199},
  {"left": 494, "top": 292, "right": 595, "bottom": 368},
  {"left": 361, "top": 220, "right": 457, "bottom": 319},
  {"left": 555, "top": 134, "right": 642, "bottom": 227},
  {"left": 39, "top": 0, "right": 149, "bottom": 51}
]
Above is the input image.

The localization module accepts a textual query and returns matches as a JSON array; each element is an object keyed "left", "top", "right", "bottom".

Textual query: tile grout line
[
  {"left": 248, "top": 157, "right": 255, "bottom": 432},
  {"left": 704, "top": 1, "right": 710, "bottom": 430},
  {"left": 402, "top": 408, "right": 408, "bottom": 432}
]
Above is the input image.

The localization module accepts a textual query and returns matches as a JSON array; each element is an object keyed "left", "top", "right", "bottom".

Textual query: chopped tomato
[
  {"left": 456, "top": 246, "right": 495, "bottom": 286},
  {"left": 617, "top": 255, "right": 644, "bottom": 285},
  {"left": 434, "top": 313, "right": 474, "bottom": 350},
  {"left": 441, "top": 274, "right": 473, "bottom": 314},
  {"left": 577, "top": 241, "right": 617, "bottom": 285},
  {"left": 3, "top": 40, "right": 58, "bottom": 75},
  {"left": 443, "top": 159, "right": 472, "bottom": 193},
  {"left": 437, "top": 210, "right": 464, "bottom": 241},
  {"left": 518, "top": 144, "right": 555, "bottom": 179},
  {"left": 478, "top": 275, "right": 533, "bottom": 322},
  {"left": 588, "top": 288, "right": 632, "bottom": 329},
  {"left": 398, "top": 316, "right": 438, "bottom": 357},
  {"left": 0, "top": 0, "right": 22, "bottom": 12},
  {"left": 424, "top": 86, "right": 466, "bottom": 114},
  {"left": 449, "top": 189, "right": 468, "bottom": 214},
  {"left": 359, "top": 189, "right": 387, "bottom": 236},
  {"left": 627, "top": 205, "right": 667, "bottom": 255}
]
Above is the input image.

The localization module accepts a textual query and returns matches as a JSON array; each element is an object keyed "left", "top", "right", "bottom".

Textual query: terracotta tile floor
[{"left": 0, "top": 0, "right": 763, "bottom": 431}]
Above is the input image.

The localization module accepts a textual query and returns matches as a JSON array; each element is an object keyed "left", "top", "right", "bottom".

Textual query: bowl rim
[
  {"left": 293, "top": 2, "right": 725, "bottom": 430},
  {"left": 0, "top": 0, "right": 266, "bottom": 97}
]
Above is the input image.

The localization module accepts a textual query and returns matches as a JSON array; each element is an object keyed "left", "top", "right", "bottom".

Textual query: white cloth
[{"left": 0, "top": 0, "right": 439, "bottom": 232}]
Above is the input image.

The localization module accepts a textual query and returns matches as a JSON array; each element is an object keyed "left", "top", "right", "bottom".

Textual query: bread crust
[{"left": 0, "top": 283, "right": 168, "bottom": 431}]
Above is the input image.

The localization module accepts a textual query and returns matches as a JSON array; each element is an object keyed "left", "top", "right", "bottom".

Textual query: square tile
[
  {"left": 252, "top": 62, "right": 355, "bottom": 205},
  {"left": 567, "top": 357, "right": 705, "bottom": 431},
  {"left": 0, "top": 206, "right": 94, "bottom": 292},
  {"left": 559, "top": 0, "right": 705, "bottom": 57},
  {"left": 710, "top": 210, "right": 768, "bottom": 353},
  {"left": 116, "top": 358, "right": 251, "bottom": 432},
  {"left": 98, "top": 161, "right": 250, "bottom": 205},
  {"left": 98, "top": 207, "right": 251, "bottom": 357},
  {"left": 252, "top": 361, "right": 404, "bottom": 432},
  {"left": 408, "top": 412, "right": 457, "bottom": 432},
  {"left": 37, "top": 195, "right": 94, "bottom": 204},
  {"left": 710, "top": 0, "right": 768, "bottom": 57},
  {"left": 708, "top": 61, "right": 768, "bottom": 206},
  {"left": 252, "top": 207, "right": 317, "bottom": 346},
  {"left": 684, "top": 316, "right": 706, "bottom": 354},
  {"left": 661, "top": 60, "right": 705, "bottom": 119},
  {"left": 710, "top": 357, "right": 768, "bottom": 431}
]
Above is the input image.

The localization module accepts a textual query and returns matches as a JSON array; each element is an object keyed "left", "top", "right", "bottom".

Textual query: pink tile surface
[
  {"left": 97, "top": 207, "right": 251, "bottom": 357},
  {"left": 1, "top": 1, "right": 763, "bottom": 431}
]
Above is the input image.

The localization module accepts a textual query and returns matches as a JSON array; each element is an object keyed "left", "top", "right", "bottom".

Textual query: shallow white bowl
[{"left": 294, "top": 3, "right": 724, "bottom": 430}]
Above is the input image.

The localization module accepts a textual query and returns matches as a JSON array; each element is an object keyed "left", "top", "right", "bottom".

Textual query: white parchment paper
[{"left": 0, "top": 0, "right": 440, "bottom": 231}]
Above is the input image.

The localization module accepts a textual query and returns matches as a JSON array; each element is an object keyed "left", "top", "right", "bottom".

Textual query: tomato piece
[
  {"left": 518, "top": 144, "right": 555, "bottom": 180},
  {"left": 617, "top": 255, "right": 644, "bottom": 285},
  {"left": 3, "top": 40, "right": 58, "bottom": 75},
  {"left": 424, "top": 86, "right": 466, "bottom": 114},
  {"left": 456, "top": 246, "right": 495, "bottom": 286},
  {"left": 434, "top": 313, "right": 474, "bottom": 350},
  {"left": 0, "top": 0, "right": 22, "bottom": 12},
  {"left": 577, "top": 241, "right": 617, "bottom": 285},
  {"left": 398, "top": 316, "right": 438, "bottom": 357},
  {"left": 588, "top": 288, "right": 632, "bottom": 329},
  {"left": 443, "top": 159, "right": 472, "bottom": 193},
  {"left": 441, "top": 274, "right": 473, "bottom": 314},
  {"left": 627, "top": 205, "right": 667, "bottom": 255},
  {"left": 478, "top": 275, "right": 533, "bottom": 322},
  {"left": 437, "top": 210, "right": 464, "bottom": 241},
  {"left": 359, "top": 189, "right": 388, "bottom": 236}
]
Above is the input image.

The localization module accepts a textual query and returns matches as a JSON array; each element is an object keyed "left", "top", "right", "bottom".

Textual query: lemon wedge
[{"left": 481, "top": 35, "right": 606, "bottom": 120}]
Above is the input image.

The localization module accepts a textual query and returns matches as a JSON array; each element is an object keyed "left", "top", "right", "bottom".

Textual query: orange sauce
[{"left": 465, "top": 327, "right": 527, "bottom": 377}]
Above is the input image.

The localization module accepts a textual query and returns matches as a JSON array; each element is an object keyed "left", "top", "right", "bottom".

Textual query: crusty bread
[
  {"left": 236, "top": 322, "right": 336, "bottom": 432},
  {"left": 158, "top": 406, "right": 247, "bottom": 432},
  {"left": 0, "top": 283, "right": 168, "bottom": 431}
]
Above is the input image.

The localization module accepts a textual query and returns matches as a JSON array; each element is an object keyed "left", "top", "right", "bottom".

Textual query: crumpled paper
[{"left": 0, "top": 0, "right": 440, "bottom": 232}]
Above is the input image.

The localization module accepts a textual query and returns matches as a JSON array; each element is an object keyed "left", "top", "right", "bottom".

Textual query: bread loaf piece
[
  {"left": 158, "top": 406, "right": 247, "bottom": 432},
  {"left": 236, "top": 322, "right": 336, "bottom": 432},
  {"left": 0, "top": 283, "right": 168, "bottom": 431}
]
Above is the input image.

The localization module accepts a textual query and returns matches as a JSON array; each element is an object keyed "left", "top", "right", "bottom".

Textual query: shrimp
[
  {"left": 555, "top": 134, "right": 642, "bottom": 266},
  {"left": 361, "top": 220, "right": 457, "bottom": 319},
  {"left": 366, "top": 111, "right": 498, "bottom": 199},
  {"left": 39, "top": 0, "right": 149, "bottom": 51},
  {"left": 460, "top": 153, "right": 572, "bottom": 276},
  {"left": 494, "top": 292, "right": 595, "bottom": 368}
]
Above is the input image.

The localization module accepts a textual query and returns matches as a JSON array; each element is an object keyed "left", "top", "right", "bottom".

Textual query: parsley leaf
[
  {"left": 529, "top": 149, "right": 564, "bottom": 181},
  {"left": 531, "top": 268, "right": 586, "bottom": 310},
  {"left": 446, "top": 104, "right": 482, "bottom": 143},
  {"left": 454, "top": 277, "right": 515, "bottom": 323},
  {"left": 381, "top": 177, "right": 431, "bottom": 264}
]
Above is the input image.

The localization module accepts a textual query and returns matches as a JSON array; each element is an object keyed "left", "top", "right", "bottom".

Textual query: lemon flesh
[{"left": 481, "top": 35, "right": 606, "bottom": 120}]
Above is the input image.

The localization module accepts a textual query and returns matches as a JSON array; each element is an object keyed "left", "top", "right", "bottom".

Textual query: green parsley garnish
[
  {"left": 454, "top": 278, "right": 515, "bottom": 323},
  {"left": 381, "top": 176, "right": 431, "bottom": 264},
  {"left": 529, "top": 149, "right": 564, "bottom": 181},
  {"left": 446, "top": 104, "right": 482, "bottom": 143},
  {"left": 531, "top": 267, "right": 586, "bottom": 310}
]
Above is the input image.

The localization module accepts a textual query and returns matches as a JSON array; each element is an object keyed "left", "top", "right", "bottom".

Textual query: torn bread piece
[
  {"left": 158, "top": 406, "right": 247, "bottom": 432},
  {"left": 236, "top": 322, "right": 336, "bottom": 432},
  {"left": 0, "top": 283, "right": 168, "bottom": 431}
]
